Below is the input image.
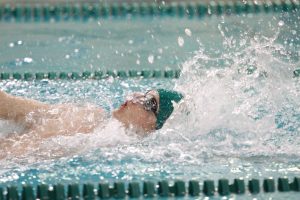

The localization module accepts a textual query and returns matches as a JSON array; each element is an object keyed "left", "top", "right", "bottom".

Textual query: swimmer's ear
[{"left": 155, "top": 89, "right": 183, "bottom": 130}]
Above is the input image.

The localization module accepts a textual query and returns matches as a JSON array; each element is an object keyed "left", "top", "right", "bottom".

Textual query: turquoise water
[{"left": 0, "top": 10, "right": 300, "bottom": 199}]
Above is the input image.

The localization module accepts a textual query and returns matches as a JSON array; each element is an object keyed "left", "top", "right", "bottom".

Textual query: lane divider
[
  {"left": 0, "top": 70, "right": 181, "bottom": 80},
  {"left": 1, "top": 69, "right": 299, "bottom": 81},
  {"left": 0, "top": 177, "right": 299, "bottom": 199},
  {"left": 0, "top": 0, "right": 299, "bottom": 21}
]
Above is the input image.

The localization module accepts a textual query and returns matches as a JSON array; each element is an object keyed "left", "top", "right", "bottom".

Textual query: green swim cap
[{"left": 156, "top": 89, "right": 183, "bottom": 129}]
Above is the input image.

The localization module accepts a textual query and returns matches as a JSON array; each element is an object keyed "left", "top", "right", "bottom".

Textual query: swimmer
[{"left": 0, "top": 89, "right": 183, "bottom": 157}]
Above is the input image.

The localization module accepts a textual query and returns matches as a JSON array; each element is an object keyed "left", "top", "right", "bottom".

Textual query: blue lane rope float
[
  {"left": 0, "top": 177, "right": 299, "bottom": 199},
  {"left": 0, "top": 0, "right": 299, "bottom": 21},
  {"left": 0, "top": 69, "right": 181, "bottom": 81}
]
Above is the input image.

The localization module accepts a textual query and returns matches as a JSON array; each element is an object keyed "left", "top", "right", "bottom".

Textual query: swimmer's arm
[{"left": 0, "top": 90, "right": 49, "bottom": 122}]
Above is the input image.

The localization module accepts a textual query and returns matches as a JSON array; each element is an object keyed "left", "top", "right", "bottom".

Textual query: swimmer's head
[
  {"left": 113, "top": 89, "right": 183, "bottom": 133},
  {"left": 113, "top": 90, "right": 159, "bottom": 133}
]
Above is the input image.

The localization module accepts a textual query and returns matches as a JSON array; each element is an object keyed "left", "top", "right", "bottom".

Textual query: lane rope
[
  {"left": 0, "top": 0, "right": 299, "bottom": 21},
  {"left": 1, "top": 69, "right": 299, "bottom": 81},
  {"left": 0, "top": 70, "right": 181, "bottom": 80},
  {"left": 0, "top": 177, "right": 299, "bottom": 199}
]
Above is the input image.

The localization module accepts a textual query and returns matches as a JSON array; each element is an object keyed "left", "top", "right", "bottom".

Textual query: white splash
[
  {"left": 177, "top": 36, "right": 184, "bottom": 47},
  {"left": 23, "top": 57, "right": 33, "bottom": 63},
  {"left": 148, "top": 55, "right": 154, "bottom": 64},
  {"left": 185, "top": 28, "right": 192, "bottom": 37}
]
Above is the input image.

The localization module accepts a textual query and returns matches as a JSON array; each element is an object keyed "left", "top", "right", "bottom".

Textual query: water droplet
[
  {"left": 65, "top": 54, "right": 70, "bottom": 59},
  {"left": 178, "top": 36, "right": 184, "bottom": 47},
  {"left": 74, "top": 49, "right": 79, "bottom": 53},
  {"left": 15, "top": 58, "right": 22, "bottom": 66},
  {"left": 278, "top": 20, "right": 284, "bottom": 27},
  {"left": 128, "top": 40, "right": 133, "bottom": 44},
  {"left": 23, "top": 57, "right": 33, "bottom": 63},
  {"left": 136, "top": 59, "right": 140, "bottom": 65},
  {"left": 17, "top": 40, "right": 23, "bottom": 45},
  {"left": 185, "top": 28, "right": 192, "bottom": 37},
  {"left": 9, "top": 43, "right": 14, "bottom": 47},
  {"left": 148, "top": 55, "right": 154, "bottom": 64}
]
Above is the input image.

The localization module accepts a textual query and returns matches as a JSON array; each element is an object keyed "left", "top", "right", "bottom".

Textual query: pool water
[{"left": 0, "top": 8, "right": 300, "bottom": 199}]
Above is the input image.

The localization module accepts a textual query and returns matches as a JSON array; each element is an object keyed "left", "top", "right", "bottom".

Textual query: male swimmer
[{"left": 0, "top": 89, "right": 183, "bottom": 157}]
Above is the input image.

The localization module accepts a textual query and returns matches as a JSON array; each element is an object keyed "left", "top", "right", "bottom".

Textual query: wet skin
[{"left": 0, "top": 90, "right": 159, "bottom": 158}]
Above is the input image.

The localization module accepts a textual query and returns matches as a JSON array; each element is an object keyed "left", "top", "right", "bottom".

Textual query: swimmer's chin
[{"left": 112, "top": 107, "right": 156, "bottom": 137}]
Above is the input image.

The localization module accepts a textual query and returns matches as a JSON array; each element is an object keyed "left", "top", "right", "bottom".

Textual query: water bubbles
[
  {"left": 65, "top": 54, "right": 70, "bottom": 59},
  {"left": 13, "top": 57, "right": 34, "bottom": 66},
  {"left": 128, "top": 40, "right": 133, "bottom": 44},
  {"left": 148, "top": 55, "right": 154, "bottom": 64},
  {"left": 177, "top": 36, "right": 184, "bottom": 47},
  {"left": 9, "top": 41, "right": 23, "bottom": 47},
  {"left": 278, "top": 20, "right": 284, "bottom": 27},
  {"left": 185, "top": 28, "right": 192, "bottom": 37},
  {"left": 23, "top": 57, "right": 33, "bottom": 63},
  {"left": 74, "top": 49, "right": 79, "bottom": 53},
  {"left": 58, "top": 37, "right": 64, "bottom": 42},
  {"left": 240, "top": 39, "right": 246, "bottom": 47},
  {"left": 136, "top": 59, "right": 140, "bottom": 65}
]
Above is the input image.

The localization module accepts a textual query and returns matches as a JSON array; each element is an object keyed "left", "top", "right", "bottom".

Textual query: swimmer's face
[{"left": 113, "top": 90, "right": 159, "bottom": 134}]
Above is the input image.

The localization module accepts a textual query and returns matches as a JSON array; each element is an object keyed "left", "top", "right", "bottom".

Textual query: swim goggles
[{"left": 127, "top": 92, "right": 158, "bottom": 116}]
